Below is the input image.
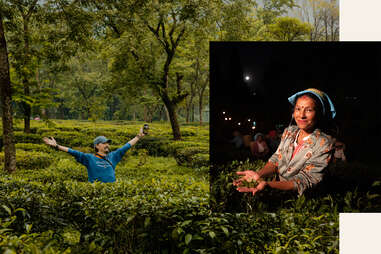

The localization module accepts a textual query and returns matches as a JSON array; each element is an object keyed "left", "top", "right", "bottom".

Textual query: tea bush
[
  {"left": 0, "top": 205, "right": 67, "bottom": 254},
  {"left": 0, "top": 150, "right": 54, "bottom": 170},
  {"left": 15, "top": 143, "right": 52, "bottom": 153},
  {"left": 174, "top": 147, "right": 210, "bottom": 168},
  {"left": 211, "top": 159, "right": 381, "bottom": 214},
  {"left": 13, "top": 132, "right": 42, "bottom": 144},
  {"left": 3, "top": 120, "right": 379, "bottom": 253}
]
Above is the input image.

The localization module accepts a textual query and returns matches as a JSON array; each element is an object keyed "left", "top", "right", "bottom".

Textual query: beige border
[
  {"left": 340, "top": 213, "right": 381, "bottom": 253},
  {"left": 340, "top": 0, "right": 381, "bottom": 41}
]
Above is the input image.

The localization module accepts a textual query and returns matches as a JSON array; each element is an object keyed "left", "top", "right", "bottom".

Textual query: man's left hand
[{"left": 137, "top": 128, "right": 145, "bottom": 138}]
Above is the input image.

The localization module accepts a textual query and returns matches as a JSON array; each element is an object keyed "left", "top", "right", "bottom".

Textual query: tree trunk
[
  {"left": 23, "top": 83, "right": 31, "bottom": 132},
  {"left": 159, "top": 105, "right": 166, "bottom": 121},
  {"left": 199, "top": 98, "right": 203, "bottom": 126},
  {"left": 22, "top": 17, "right": 31, "bottom": 133},
  {"left": 185, "top": 88, "right": 194, "bottom": 123},
  {"left": 161, "top": 93, "right": 181, "bottom": 140},
  {"left": 164, "top": 105, "right": 170, "bottom": 122},
  {"left": 186, "top": 107, "right": 190, "bottom": 123},
  {"left": 0, "top": 14, "right": 17, "bottom": 173},
  {"left": 198, "top": 76, "right": 208, "bottom": 126},
  {"left": 143, "top": 105, "right": 148, "bottom": 122},
  {"left": 35, "top": 69, "right": 47, "bottom": 118}
]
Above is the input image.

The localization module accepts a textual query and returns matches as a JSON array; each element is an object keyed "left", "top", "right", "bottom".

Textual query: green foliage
[
  {"left": 257, "top": 0, "right": 298, "bottom": 24},
  {"left": 3, "top": 0, "right": 95, "bottom": 127},
  {"left": 213, "top": 159, "right": 381, "bottom": 213},
  {"left": 268, "top": 16, "right": 312, "bottom": 41},
  {"left": 56, "top": 52, "right": 110, "bottom": 121},
  {"left": 0, "top": 205, "right": 67, "bottom": 253},
  {"left": 0, "top": 150, "right": 54, "bottom": 170},
  {"left": 15, "top": 143, "right": 52, "bottom": 153},
  {"left": 174, "top": 147, "right": 209, "bottom": 168},
  {"left": 3, "top": 121, "right": 381, "bottom": 253},
  {"left": 0, "top": 152, "right": 209, "bottom": 253},
  {"left": 13, "top": 132, "right": 42, "bottom": 143}
]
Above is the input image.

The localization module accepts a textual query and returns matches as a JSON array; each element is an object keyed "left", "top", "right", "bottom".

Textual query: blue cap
[
  {"left": 93, "top": 136, "right": 112, "bottom": 147},
  {"left": 288, "top": 88, "right": 336, "bottom": 119}
]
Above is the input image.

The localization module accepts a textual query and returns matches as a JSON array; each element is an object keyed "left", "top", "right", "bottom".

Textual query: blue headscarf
[{"left": 288, "top": 88, "right": 336, "bottom": 119}]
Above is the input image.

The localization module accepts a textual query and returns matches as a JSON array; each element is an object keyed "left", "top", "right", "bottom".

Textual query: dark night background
[{"left": 210, "top": 42, "right": 381, "bottom": 167}]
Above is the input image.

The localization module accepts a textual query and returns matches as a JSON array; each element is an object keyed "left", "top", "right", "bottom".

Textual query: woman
[{"left": 233, "top": 88, "right": 336, "bottom": 196}]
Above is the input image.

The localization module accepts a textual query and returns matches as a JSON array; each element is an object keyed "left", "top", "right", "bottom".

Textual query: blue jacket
[{"left": 68, "top": 143, "right": 132, "bottom": 183}]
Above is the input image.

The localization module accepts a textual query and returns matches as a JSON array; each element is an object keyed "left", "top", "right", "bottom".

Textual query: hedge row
[
  {"left": 0, "top": 176, "right": 342, "bottom": 253},
  {"left": 8, "top": 126, "right": 209, "bottom": 169},
  {"left": 0, "top": 150, "right": 54, "bottom": 170},
  {"left": 15, "top": 143, "right": 52, "bottom": 153}
]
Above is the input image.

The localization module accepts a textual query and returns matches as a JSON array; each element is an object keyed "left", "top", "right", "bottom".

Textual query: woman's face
[{"left": 293, "top": 95, "right": 317, "bottom": 133}]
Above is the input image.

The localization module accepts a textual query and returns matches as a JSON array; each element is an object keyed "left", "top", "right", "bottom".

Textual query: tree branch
[
  {"left": 172, "top": 92, "right": 189, "bottom": 105},
  {"left": 146, "top": 21, "right": 167, "bottom": 49},
  {"left": 173, "top": 24, "right": 186, "bottom": 48},
  {"left": 26, "top": 0, "right": 38, "bottom": 20},
  {"left": 176, "top": 72, "right": 183, "bottom": 95}
]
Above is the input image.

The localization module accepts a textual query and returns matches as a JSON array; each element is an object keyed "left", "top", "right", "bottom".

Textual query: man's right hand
[{"left": 42, "top": 137, "right": 57, "bottom": 147}]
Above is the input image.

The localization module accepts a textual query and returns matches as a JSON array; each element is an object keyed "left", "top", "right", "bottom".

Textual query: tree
[
  {"left": 181, "top": 29, "right": 209, "bottom": 125},
  {"left": 197, "top": 73, "right": 209, "bottom": 125},
  {"left": 292, "top": 0, "right": 339, "bottom": 41},
  {"left": 257, "top": 0, "right": 297, "bottom": 24},
  {"left": 94, "top": 0, "right": 217, "bottom": 139},
  {"left": 215, "top": 0, "right": 265, "bottom": 40},
  {"left": 319, "top": 0, "right": 339, "bottom": 41},
  {"left": 4, "top": 0, "right": 39, "bottom": 133},
  {"left": 56, "top": 52, "right": 109, "bottom": 121},
  {"left": 4, "top": 0, "right": 95, "bottom": 129},
  {"left": 0, "top": 11, "right": 16, "bottom": 173},
  {"left": 268, "top": 16, "right": 312, "bottom": 41}
]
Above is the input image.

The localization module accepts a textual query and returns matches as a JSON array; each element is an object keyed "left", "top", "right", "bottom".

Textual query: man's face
[{"left": 96, "top": 142, "right": 110, "bottom": 154}]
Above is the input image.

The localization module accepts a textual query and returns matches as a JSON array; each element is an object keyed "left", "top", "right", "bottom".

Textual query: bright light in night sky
[{"left": 244, "top": 75, "right": 251, "bottom": 81}]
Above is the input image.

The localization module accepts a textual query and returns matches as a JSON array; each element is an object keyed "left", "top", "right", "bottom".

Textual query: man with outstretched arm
[{"left": 42, "top": 128, "right": 145, "bottom": 183}]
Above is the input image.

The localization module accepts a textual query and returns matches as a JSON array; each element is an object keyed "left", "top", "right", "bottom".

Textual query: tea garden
[{"left": 1, "top": 120, "right": 380, "bottom": 253}]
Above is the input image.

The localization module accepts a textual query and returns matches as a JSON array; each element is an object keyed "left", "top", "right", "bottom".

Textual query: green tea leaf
[
  {"left": 2, "top": 205, "right": 12, "bottom": 216},
  {"left": 185, "top": 234, "right": 192, "bottom": 245},
  {"left": 221, "top": 226, "right": 229, "bottom": 236}
]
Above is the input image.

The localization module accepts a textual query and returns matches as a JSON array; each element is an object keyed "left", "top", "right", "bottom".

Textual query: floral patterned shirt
[{"left": 268, "top": 125, "right": 334, "bottom": 195}]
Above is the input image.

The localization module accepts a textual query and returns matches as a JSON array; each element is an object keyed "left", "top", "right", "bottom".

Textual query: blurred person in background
[
  {"left": 250, "top": 133, "right": 270, "bottom": 160},
  {"left": 230, "top": 130, "right": 244, "bottom": 149},
  {"left": 333, "top": 139, "right": 346, "bottom": 163}
]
